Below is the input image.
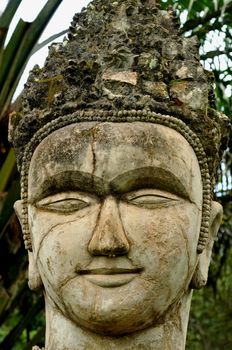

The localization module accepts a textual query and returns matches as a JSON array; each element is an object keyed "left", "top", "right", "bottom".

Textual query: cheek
[
  {"left": 119, "top": 202, "right": 201, "bottom": 278},
  {"left": 28, "top": 205, "right": 100, "bottom": 288}
]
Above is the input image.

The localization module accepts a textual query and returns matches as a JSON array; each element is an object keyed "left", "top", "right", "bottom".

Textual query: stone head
[{"left": 10, "top": 0, "right": 229, "bottom": 339}]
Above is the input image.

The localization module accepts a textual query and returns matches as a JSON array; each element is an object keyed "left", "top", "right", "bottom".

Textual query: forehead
[{"left": 28, "top": 122, "right": 202, "bottom": 202}]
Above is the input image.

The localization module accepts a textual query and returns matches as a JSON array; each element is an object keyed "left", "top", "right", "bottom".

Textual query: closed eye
[
  {"left": 122, "top": 189, "right": 182, "bottom": 209},
  {"left": 35, "top": 191, "right": 99, "bottom": 213}
]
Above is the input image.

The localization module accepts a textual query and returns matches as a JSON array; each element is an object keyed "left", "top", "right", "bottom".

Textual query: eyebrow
[
  {"left": 29, "top": 166, "right": 190, "bottom": 203},
  {"left": 29, "top": 171, "right": 106, "bottom": 203},
  {"left": 109, "top": 167, "right": 190, "bottom": 200}
]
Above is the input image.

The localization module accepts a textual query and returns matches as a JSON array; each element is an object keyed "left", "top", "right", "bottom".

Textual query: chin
[
  {"left": 59, "top": 276, "right": 178, "bottom": 335},
  {"left": 60, "top": 291, "right": 164, "bottom": 336},
  {"left": 70, "top": 308, "right": 156, "bottom": 336}
]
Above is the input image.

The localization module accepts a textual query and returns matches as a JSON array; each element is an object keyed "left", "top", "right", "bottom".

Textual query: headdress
[{"left": 9, "top": 0, "right": 230, "bottom": 252}]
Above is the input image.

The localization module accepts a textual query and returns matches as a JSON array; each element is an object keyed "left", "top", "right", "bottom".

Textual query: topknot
[{"left": 9, "top": 0, "right": 230, "bottom": 184}]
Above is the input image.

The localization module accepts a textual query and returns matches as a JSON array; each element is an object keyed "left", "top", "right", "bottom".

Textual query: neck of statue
[{"left": 44, "top": 291, "right": 192, "bottom": 350}]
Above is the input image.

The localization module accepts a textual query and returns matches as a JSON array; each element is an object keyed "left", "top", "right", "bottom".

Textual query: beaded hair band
[{"left": 20, "top": 109, "right": 211, "bottom": 253}]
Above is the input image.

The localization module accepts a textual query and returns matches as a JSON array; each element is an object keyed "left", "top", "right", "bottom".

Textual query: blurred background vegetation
[{"left": 0, "top": 0, "right": 231, "bottom": 349}]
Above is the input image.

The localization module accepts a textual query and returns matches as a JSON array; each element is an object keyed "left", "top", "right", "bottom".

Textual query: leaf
[
  {"left": 0, "top": 180, "right": 20, "bottom": 237},
  {"left": 31, "top": 28, "right": 68, "bottom": 55},
  {"left": 0, "top": 0, "right": 23, "bottom": 28},
  {"left": 0, "top": 0, "right": 23, "bottom": 68},
  {"left": 0, "top": 19, "right": 30, "bottom": 90},
  {"left": 0, "top": 0, "right": 63, "bottom": 121},
  {"left": 0, "top": 148, "right": 16, "bottom": 193}
]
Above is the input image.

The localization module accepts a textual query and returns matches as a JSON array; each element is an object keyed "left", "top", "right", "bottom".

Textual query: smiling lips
[{"left": 78, "top": 267, "right": 143, "bottom": 288}]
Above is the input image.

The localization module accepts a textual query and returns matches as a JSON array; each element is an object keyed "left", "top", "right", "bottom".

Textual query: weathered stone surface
[
  {"left": 10, "top": 0, "right": 229, "bottom": 349},
  {"left": 9, "top": 0, "right": 229, "bottom": 183},
  {"left": 14, "top": 122, "right": 223, "bottom": 349},
  {"left": 143, "top": 81, "right": 169, "bottom": 101},
  {"left": 102, "top": 71, "right": 138, "bottom": 85},
  {"left": 169, "top": 81, "right": 208, "bottom": 111}
]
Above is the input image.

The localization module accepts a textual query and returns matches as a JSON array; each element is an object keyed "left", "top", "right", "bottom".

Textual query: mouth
[{"left": 78, "top": 267, "right": 143, "bottom": 288}]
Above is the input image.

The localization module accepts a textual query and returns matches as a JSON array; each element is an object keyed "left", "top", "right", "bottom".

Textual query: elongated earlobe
[
  {"left": 28, "top": 251, "right": 43, "bottom": 291},
  {"left": 14, "top": 200, "right": 43, "bottom": 291},
  {"left": 190, "top": 201, "right": 223, "bottom": 289},
  {"left": 14, "top": 200, "right": 24, "bottom": 225}
]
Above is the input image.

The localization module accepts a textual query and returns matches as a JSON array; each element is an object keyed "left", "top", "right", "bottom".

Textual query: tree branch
[
  {"left": 200, "top": 49, "right": 232, "bottom": 60},
  {"left": 187, "top": 20, "right": 222, "bottom": 40},
  {"left": 181, "top": 2, "right": 232, "bottom": 34}
]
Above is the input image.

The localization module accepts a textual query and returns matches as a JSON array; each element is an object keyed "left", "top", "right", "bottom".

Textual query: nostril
[
  {"left": 87, "top": 196, "right": 130, "bottom": 256},
  {"left": 115, "top": 245, "right": 129, "bottom": 255},
  {"left": 102, "top": 247, "right": 116, "bottom": 256},
  {"left": 93, "top": 245, "right": 128, "bottom": 256}
]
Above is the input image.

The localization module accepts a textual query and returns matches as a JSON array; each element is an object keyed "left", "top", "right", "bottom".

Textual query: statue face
[{"left": 27, "top": 122, "right": 202, "bottom": 335}]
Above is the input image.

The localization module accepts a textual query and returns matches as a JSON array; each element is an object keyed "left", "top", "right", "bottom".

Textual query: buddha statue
[{"left": 9, "top": 0, "right": 229, "bottom": 349}]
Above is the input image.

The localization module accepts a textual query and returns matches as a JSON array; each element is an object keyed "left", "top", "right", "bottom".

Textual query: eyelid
[
  {"left": 35, "top": 191, "right": 99, "bottom": 207},
  {"left": 122, "top": 188, "right": 181, "bottom": 201}
]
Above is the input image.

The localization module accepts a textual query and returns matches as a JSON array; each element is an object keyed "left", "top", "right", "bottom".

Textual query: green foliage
[
  {"left": 0, "top": 0, "right": 231, "bottom": 349},
  {"left": 160, "top": 1, "right": 232, "bottom": 348},
  {"left": 187, "top": 247, "right": 232, "bottom": 349},
  {"left": 0, "top": 0, "right": 64, "bottom": 121},
  {"left": 161, "top": 0, "right": 232, "bottom": 119},
  {"left": 0, "top": 1, "right": 64, "bottom": 348},
  {"left": 187, "top": 195, "right": 232, "bottom": 348}
]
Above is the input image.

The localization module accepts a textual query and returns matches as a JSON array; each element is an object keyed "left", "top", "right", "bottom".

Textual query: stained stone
[
  {"left": 143, "top": 81, "right": 169, "bottom": 101},
  {"left": 169, "top": 81, "right": 208, "bottom": 111},
  {"left": 10, "top": 0, "right": 230, "bottom": 349}
]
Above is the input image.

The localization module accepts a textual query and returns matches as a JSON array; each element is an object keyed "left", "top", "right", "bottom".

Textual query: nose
[{"left": 88, "top": 196, "right": 130, "bottom": 256}]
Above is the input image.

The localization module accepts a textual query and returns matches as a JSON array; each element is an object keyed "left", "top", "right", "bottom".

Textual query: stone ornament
[
  {"left": 9, "top": 0, "right": 230, "bottom": 349},
  {"left": 18, "top": 110, "right": 211, "bottom": 253}
]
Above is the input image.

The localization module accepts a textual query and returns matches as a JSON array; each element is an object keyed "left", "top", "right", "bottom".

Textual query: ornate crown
[{"left": 9, "top": 0, "right": 230, "bottom": 251}]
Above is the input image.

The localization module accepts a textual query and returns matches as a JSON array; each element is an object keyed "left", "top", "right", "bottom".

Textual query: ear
[
  {"left": 28, "top": 251, "right": 43, "bottom": 291},
  {"left": 190, "top": 201, "right": 223, "bottom": 289},
  {"left": 14, "top": 200, "right": 24, "bottom": 226},
  {"left": 14, "top": 200, "right": 43, "bottom": 291}
]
